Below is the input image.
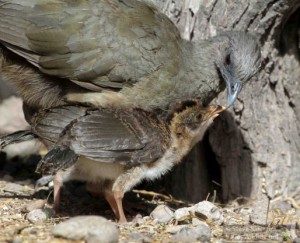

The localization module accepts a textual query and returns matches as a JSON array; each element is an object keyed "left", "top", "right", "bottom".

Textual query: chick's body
[{"left": 24, "top": 100, "right": 223, "bottom": 222}]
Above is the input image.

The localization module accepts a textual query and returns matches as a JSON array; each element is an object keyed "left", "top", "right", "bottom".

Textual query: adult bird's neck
[
  {"left": 120, "top": 38, "right": 225, "bottom": 112},
  {"left": 175, "top": 39, "right": 225, "bottom": 105}
]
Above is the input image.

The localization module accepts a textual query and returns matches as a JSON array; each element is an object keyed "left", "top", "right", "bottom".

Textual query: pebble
[
  {"left": 128, "top": 233, "right": 152, "bottom": 242},
  {"left": 166, "top": 225, "right": 187, "bottom": 234},
  {"left": 3, "top": 182, "right": 26, "bottom": 194},
  {"left": 150, "top": 205, "right": 174, "bottom": 223},
  {"left": 131, "top": 214, "right": 145, "bottom": 226},
  {"left": 172, "top": 224, "right": 211, "bottom": 242},
  {"left": 52, "top": 216, "right": 119, "bottom": 243},
  {"left": 26, "top": 208, "right": 53, "bottom": 223},
  {"left": 35, "top": 175, "right": 53, "bottom": 187},
  {"left": 223, "top": 207, "right": 250, "bottom": 225},
  {"left": 174, "top": 207, "right": 191, "bottom": 221},
  {"left": 2, "top": 206, "right": 9, "bottom": 211},
  {"left": 20, "top": 226, "right": 38, "bottom": 235},
  {"left": 192, "top": 201, "right": 224, "bottom": 225},
  {"left": 192, "top": 217, "right": 204, "bottom": 226},
  {"left": 293, "top": 237, "right": 300, "bottom": 243},
  {"left": 143, "top": 216, "right": 151, "bottom": 221},
  {"left": 22, "top": 200, "right": 46, "bottom": 213},
  {"left": 194, "top": 223, "right": 211, "bottom": 241}
]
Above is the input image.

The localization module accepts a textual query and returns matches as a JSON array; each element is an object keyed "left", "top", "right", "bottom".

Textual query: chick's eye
[
  {"left": 225, "top": 54, "right": 231, "bottom": 66},
  {"left": 196, "top": 114, "right": 202, "bottom": 120}
]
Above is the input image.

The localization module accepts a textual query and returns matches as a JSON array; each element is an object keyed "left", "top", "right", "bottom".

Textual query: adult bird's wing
[{"left": 0, "top": 0, "right": 181, "bottom": 89}]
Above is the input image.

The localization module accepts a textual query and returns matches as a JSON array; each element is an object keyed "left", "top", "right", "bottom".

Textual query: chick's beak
[
  {"left": 226, "top": 78, "right": 242, "bottom": 108},
  {"left": 207, "top": 105, "right": 226, "bottom": 120}
]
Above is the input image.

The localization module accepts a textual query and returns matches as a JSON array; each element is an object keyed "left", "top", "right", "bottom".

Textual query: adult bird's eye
[{"left": 225, "top": 54, "right": 231, "bottom": 66}]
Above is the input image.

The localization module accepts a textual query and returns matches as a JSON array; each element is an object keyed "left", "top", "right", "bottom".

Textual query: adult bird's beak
[
  {"left": 219, "top": 64, "right": 242, "bottom": 107},
  {"left": 226, "top": 79, "right": 242, "bottom": 108}
]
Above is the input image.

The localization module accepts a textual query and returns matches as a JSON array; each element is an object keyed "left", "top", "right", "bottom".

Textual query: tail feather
[
  {"left": 0, "top": 130, "right": 37, "bottom": 149},
  {"left": 36, "top": 146, "right": 78, "bottom": 175}
]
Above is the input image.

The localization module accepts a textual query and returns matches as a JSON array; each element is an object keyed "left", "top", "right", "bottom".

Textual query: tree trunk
[{"left": 150, "top": 0, "right": 300, "bottom": 203}]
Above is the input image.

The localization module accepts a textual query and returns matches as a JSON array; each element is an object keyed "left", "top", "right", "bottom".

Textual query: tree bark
[{"left": 150, "top": 0, "right": 300, "bottom": 203}]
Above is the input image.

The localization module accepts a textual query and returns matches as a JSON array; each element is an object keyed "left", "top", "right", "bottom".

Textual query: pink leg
[
  {"left": 104, "top": 190, "right": 120, "bottom": 219},
  {"left": 114, "top": 190, "right": 127, "bottom": 223},
  {"left": 53, "top": 173, "right": 63, "bottom": 211},
  {"left": 86, "top": 182, "right": 121, "bottom": 220}
]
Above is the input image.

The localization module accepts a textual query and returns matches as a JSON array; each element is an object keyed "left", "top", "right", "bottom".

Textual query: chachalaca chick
[
  {"left": 0, "top": 99, "right": 225, "bottom": 222},
  {"left": 0, "top": 0, "right": 261, "bottom": 114}
]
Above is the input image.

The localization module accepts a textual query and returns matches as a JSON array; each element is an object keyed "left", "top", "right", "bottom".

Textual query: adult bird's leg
[{"left": 112, "top": 166, "right": 145, "bottom": 223}]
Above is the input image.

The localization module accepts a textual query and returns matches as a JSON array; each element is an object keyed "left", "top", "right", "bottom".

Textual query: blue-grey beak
[
  {"left": 219, "top": 64, "right": 242, "bottom": 107},
  {"left": 226, "top": 79, "right": 242, "bottom": 107}
]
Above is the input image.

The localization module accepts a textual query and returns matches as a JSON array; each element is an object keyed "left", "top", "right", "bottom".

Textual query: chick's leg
[
  {"left": 53, "top": 171, "right": 64, "bottom": 211},
  {"left": 86, "top": 181, "right": 120, "bottom": 219},
  {"left": 52, "top": 168, "right": 75, "bottom": 211},
  {"left": 104, "top": 190, "right": 120, "bottom": 219},
  {"left": 112, "top": 166, "right": 144, "bottom": 223}
]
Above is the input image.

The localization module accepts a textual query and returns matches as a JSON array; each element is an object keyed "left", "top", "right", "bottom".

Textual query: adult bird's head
[{"left": 213, "top": 32, "right": 261, "bottom": 107}]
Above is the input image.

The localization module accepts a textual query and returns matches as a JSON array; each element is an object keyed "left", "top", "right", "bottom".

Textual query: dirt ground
[{"left": 0, "top": 154, "right": 299, "bottom": 243}]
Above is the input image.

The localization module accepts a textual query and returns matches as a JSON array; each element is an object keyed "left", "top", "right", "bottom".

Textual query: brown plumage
[{"left": 0, "top": 99, "right": 225, "bottom": 222}]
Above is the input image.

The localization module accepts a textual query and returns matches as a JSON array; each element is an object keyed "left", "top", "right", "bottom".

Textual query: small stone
[
  {"left": 128, "top": 233, "right": 151, "bottom": 242},
  {"left": 131, "top": 214, "right": 145, "bottom": 226},
  {"left": 143, "top": 216, "right": 151, "bottom": 221},
  {"left": 23, "top": 200, "right": 46, "bottom": 213},
  {"left": 3, "top": 182, "right": 26, "bottom": 194},
  {"left": 166, "top": 225, "right": 187, "bottom": 234},
  {"left": 293, "top": 237, "right": 300, "bottom": 243},
  {"left": 223, "top": 207, "right": 250, "bottom": 225},
  {"left": 2, "top": 206, "right": 9, "bottom": 211},
  {"left": 151, "top": 218, "right": 159, "bottom": 225},
  {"left": 52, "top": 216, "right": 119, "bottom": 243},
  {"left": 172, "top": 224, "right": 211, "bottom": 243},
  {"left": 20, "top": 226, "right": 38, "bottom": 235},
  {"left": 250, "top": 194, "right": 269, "bottom": 225},
  {"left": 48, "top": 180, "right": 54, "bottom": 188},
  {"left": 192, "top": 217, "right": 204, "bottom": 226},
  {"left": 35, "top": 175, "right": 53, "bottom": 187},
  {"left": 194, "top": 223, "right": 211, "bottom": 241},
  {"left": 192, "top": 201, "right": 224, "bottom": 225},
  {"left": 26, "top": 208, "right": 53, "bottom": 223},
  {"left": 150, "top": 205, "right": 174, "bottom": 223},
  {"left": 174, "top": 207, "right": 192, "bottom": 221}
]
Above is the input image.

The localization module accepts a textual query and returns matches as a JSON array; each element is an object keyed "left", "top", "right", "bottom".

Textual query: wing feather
[
  {"left": 32, "top": 105, "right": 165, "bottom": 164},
  {"left": 0, "top": 0, "right": 181, "bottom": 88}
]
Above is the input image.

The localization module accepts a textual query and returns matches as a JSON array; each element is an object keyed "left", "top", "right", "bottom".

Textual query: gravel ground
[{"left": 0, "top": 154, "right": 299, "bottom": 242}]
